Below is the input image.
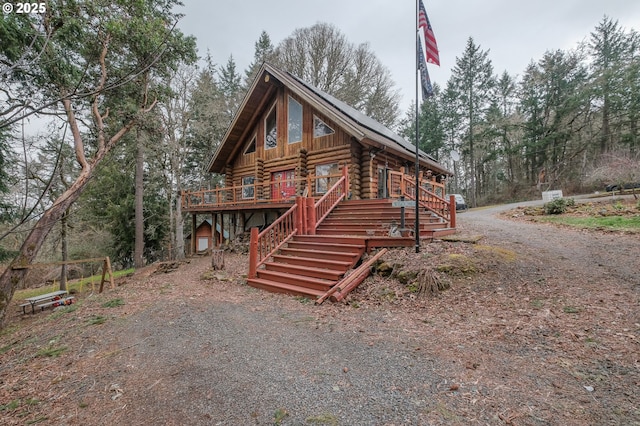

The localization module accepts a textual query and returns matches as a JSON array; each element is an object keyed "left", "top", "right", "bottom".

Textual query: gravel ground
[{"left": 1, "top": 197, "right": 639, "bottom": 425}]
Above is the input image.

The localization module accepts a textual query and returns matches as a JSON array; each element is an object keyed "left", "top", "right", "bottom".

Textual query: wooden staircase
[
  {"left": 246, "top": 199, "right": 455, "bottom": 299},
  {"left": 247, "top": 235, "right": 366, "bottom": 299}
]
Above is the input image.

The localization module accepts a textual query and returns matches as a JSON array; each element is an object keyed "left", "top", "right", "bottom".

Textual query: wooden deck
[{"left": 184, "top": 172, "right": 456, "bottom": 302}]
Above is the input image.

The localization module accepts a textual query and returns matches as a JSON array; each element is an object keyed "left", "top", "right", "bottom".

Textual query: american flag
[{"left": 419, "top": 0, "right": 440, "bottom": 66}]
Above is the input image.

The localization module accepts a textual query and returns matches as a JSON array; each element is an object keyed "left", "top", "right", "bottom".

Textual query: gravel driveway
[
  {"left": 2, "top": 198, "right": 638, "bottom": 425},
  {"left": 103, "top": 200, "right": 639, "bottom": 425},
  {"left": 461, "top": 198, "right": 640, "bottom": 290}
]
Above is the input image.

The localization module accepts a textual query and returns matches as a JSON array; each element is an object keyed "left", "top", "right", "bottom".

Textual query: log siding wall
[{"left": 227, "top": 86, "right": 420, "bottom": 200}]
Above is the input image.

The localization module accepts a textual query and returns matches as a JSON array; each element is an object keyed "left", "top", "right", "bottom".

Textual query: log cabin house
[{"left": 182, "top": 63, "right": 456, "bottom": 301}]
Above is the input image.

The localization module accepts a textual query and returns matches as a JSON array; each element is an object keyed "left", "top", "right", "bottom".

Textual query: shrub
[{"left": 544, "top": 198, "right": 574, "bottom": 215}]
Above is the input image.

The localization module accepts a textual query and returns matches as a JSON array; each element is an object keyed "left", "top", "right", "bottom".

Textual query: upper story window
[
  {"left": 243, "top": 135, "right": 256, "bottom": 155},
  {"left": 265, "top": 103, "right": 277, "bottom": 150},
  {"left": 288, "top": 96, "right": 303, "bottom": 144},
  {"left": 313, "top": 115, "right": 335, "bottom": 138}
]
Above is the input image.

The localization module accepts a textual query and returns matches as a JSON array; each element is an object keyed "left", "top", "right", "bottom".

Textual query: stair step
[
  {"left": 247, "top": 277, "right": 325, "bottom": 298},
  {"left": 271, "top": 254, "right": 353, "bottom": 271},
  {"left": 264, "top": 262, "right": 344, "bottom": 280},
  {"left": 293, "top": 235, "right": 367, "bottom": 245},
  {"left": 286, "top": 241, "right": 365, "bottom": 253},
  {"left": 432, "top": 228, "right": 457, "bottom": 238},
  {"left": 315, "top": 228, "right": 387, "bottom": 236},
  {"left": 314, "top": 228, "right": 440, "bottom": 237},
  {"left": 256, "top": 270, "right": 334, "bottom": 291},
  {"left": 277, "top": 248, "right": 360, "bottom": 263},
  {"left": 327, "top": 212, "right": 440, "bottom": 222},
  {"left": 327, "top": 209, "right": 439, "bottom": 216}
]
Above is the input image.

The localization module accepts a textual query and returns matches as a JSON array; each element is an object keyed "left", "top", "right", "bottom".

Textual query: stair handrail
[
  {"left": 248, "top": 199, "right": 300, "bottom": 278},
  {"left": 399, "top": 174, "right": 451, "bottom": 224},
  {"left": 312, "top": 165, "right": 348, "bottom": 231},
  {"left": 416, "top": 185, "right": 450, "bottom": 221}
]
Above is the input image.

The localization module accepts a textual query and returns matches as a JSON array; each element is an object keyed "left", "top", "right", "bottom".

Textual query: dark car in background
[{"left": 605, "top": 182, "right": 640, "bottom": 192}]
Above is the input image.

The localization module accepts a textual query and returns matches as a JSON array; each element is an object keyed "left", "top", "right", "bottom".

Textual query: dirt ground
[{"left": 0, "top": 198, "right": 639, "bottom": 425}]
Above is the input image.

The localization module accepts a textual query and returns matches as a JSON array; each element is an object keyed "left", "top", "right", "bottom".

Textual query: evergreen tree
[
  {"left": 490, "top": 71, "right": 520, "bottom": 191},
  {"left": 186, "top": 57, "right": 227, "bottom": 188},
  {"left": 244, "top": 30, "right": 275, "bottom": 87},
  {"left": 448, "top": 37, "right": 496, "bottom": 206},
  {"left": 519, "top": 49, "right": 588, "bottom": 187},
  {"left": 398, "top": 85, "right": 445, "bottom": 161},
  {"left": 588, "top": 17, "right": 633, "bottom": 154},
  {"left": 620, "top": 30, "right": 640, "bottom": 154},
  {"left": 218, "top": 55, "right": 243, "bottom": 122},
  {"left": 0, "top": 129, "right": 16, "bottom": 261},
  {"left": 0, "top": 129, "right": 12, "bottom": 221}
]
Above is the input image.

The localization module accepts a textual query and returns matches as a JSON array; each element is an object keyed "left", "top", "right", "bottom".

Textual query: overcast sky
[{"left": 176, "top": 0, "right": 640, "bottom": 113}]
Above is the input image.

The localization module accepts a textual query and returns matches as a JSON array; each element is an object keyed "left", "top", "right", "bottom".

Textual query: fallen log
[{"left": 316, "top": 248, "right": 387, "bottom": 304}]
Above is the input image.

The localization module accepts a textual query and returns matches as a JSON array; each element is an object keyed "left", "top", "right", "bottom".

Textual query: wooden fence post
[
  {"left": 342, "top": 164, "right": 349, "bottom": 197},
  {"left": 248, "top": 227, "right": 259, "bottom": 278},
  {"left": 99, "top": 256, "right": 114, "bottom": 293},
  {"left": 191, "top": 214, "right": 197, "bottom": 255},
  {"left": 296, "top": 196, "right": 306, "bottom": 235},
  {"left": 306, "top": 197, "right": 316, "bottom": 235}
]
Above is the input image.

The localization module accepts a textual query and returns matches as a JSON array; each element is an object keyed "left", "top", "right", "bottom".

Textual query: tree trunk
[
  {"left": 0, "top": 170, "right": 92, "bottom": 326},
  {"left": 134, "top": 138, "right": 145, "bottom": 269},
  {"left": 175, "top": 193, "right": 185, "bottom": 260},
  {"left": 601, "top": 93, "right": 610, "bottom": 154},
  {"left": 59, "top": 209, "right": 69, "bottom": 292},
  {"left": 211, "top": 249, "right": 224, "bottom": 270}
]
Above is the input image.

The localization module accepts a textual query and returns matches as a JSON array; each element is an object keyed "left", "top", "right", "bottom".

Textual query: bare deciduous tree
[{"left": 272, "top": 22, "right": 401, "bottom": 128}]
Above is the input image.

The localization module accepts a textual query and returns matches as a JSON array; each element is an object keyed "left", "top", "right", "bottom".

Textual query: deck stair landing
[
  {"left": 246, "top": 199, "right": 455, "bottom": 299},
  {"left": 317, "top": 199, "right": 453, "bottom": 238}
]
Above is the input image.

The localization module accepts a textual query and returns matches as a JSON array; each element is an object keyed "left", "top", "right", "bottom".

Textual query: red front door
[{"left": 271, "top": 169, "right": 296, "bottom": 200}]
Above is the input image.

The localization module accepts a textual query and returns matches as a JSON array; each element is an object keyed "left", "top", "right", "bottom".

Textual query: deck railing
[
  {"left": 388, "top": 170, "right": 452, "bottom": 224},
  {"left": 309, "top": 165, "right": 348, "bottom": 234},
  {"left": 248, "top": 199, "right": 302, "bottom": 279},
  {"left": 182, "top": 172, "right": 345, "bottom": 210}
]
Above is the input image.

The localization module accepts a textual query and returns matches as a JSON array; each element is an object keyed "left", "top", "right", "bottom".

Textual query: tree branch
[
  {"left": 93, "top": 35, "right": 111, "bottom": 153},
  {"left": 62, "top": 97, "right": 88, "bottom": 172}
]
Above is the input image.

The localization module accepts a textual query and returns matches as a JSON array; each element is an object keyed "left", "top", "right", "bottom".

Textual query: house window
[
  {"left": 313, "top": 115, "right": 334, "bottom": 138},
  {"left": 242, "top": 176, "right": 255, "bottom": 199},
  {"left": 243, "top": 135, "right": 256, "bottom": 155},
  {"left": 315, "top": 163, "right": 339, "bottom": 194},
  {"left": 288, "top": 96, "right": 303, "bottom": 144},
  {"left": 265, "top": 104, "right": 277, "bottom": 150}
]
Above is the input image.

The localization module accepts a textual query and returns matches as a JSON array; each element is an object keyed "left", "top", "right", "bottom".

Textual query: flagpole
[{"left": 414, "top": 0, "right": 421, "bottom": 253}]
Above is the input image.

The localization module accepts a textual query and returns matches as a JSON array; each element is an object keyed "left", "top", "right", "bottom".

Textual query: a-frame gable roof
[{"left": 207, "top": 63, "right": 450, "bottom": 175}]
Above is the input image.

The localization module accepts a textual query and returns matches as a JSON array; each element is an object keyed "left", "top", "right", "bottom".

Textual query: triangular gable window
[
  {"left": 313, "top": 115, "right": 334, "bottom": 138},
  {"left": 243, "top": 136, "right": 256, "bottom": 155}
]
